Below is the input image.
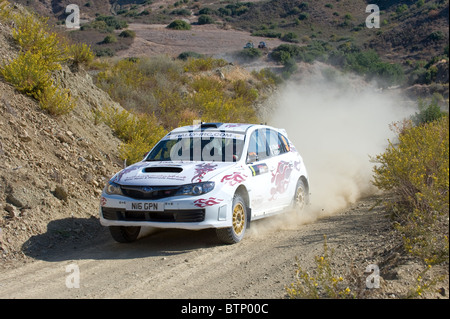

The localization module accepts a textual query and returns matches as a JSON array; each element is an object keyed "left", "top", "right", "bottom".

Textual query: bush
[
  {"left": 11, "top": 13, "right": 69, "bottom": 71},
  {"left": 251, "top": 30, "right": 281, "bottom": 38},
  {"left": 37, "top": 84, "right": 76, "bottom": 116},
  {"left": 428, "top": 31, "right": 445, "bottom": 42},
  {"left": 99, "top": 106, "right": 167, "bottom": 164},
  {"left": 0, "top": 50, "right": 52, "bottom": 99},
  {"left": 372, "top": 116, "right": 449, "bottom": 264},
  {"left": 95, "top": 15, "right": 128, "bottom": 30},
  {"left": 70, "top": 43, "right": 94, "bottom": 66},
  {"left": 342, "top": 50, "right": 405, "bottom": 87},
  {"left": 102, "top": 34, "right": 117, "bottom": 44},
  {"left": 236, "top": 48, "right": 262, "bottom": 61},
  {"left": 0, "top": 5, "right": 76, "bottom": 116},
  {"left": 119, "top": 30, "right": 136, "bottom": 38},
  {"left": 177, "top": 51, "right": 204, "bottom": 60},
  {"left": 281, "top": 32, "right": 299, "bottom": 43},
  {"left": 412, "top": 99, "right": 447, "bottom": 126},
  {"left": 286, "top": 236, "right": 354, "bottom": 299},
  {"left": 183, "top": 57, "right": 228, "bottom": 72},
  {"left": 270, "top": 44, "right": 302, "bottom": 63},
  {"left": 167, "top": 20, "right": 191, "bottom": 30},
  {"left": 197, "top": 14, "right": 215, "bottom": 25}
]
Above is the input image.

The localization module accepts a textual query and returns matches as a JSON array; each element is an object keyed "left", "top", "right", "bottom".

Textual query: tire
[
  {"left": 293, "top": 179, "right": 308, "bottom": 212},
  {"left": 216, "top": 194, "right": 247, "bottom": 244},
  {"left": 109, "top": 226, "right": 141, "bottom": 243}
]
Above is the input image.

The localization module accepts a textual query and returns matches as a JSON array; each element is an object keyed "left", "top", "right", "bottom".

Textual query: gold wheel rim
[
  {"left": 232, "top": 203, "right": 245, "bottom": 236},
  {"left": 295, "top": 188, "right": 305, "bottom": 210}
]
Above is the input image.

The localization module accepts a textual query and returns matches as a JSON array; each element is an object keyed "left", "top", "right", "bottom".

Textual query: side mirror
[{"left": 246, "top": 153, "right": 258, "bottom": 164}]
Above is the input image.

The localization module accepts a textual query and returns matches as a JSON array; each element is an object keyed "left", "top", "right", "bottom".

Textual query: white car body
[{"left": 99, "top": 123, "right": 309, "bottom": 244}]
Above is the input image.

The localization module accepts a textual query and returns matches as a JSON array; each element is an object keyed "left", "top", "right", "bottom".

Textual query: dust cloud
[{"left": 249, "top": 63, "right": 415, "bottom": 235}]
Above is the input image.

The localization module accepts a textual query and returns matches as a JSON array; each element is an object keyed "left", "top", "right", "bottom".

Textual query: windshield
[{"left": 146, "top": 137, "right": 245, "bottom": 162}]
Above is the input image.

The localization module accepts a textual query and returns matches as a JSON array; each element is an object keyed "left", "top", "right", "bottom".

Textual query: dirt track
[
  {"left": 116, "top": 23, "right": 284, "bottom": 58},
  {"left": 0, "top": 195, "right": 394, "bottom": 299}
]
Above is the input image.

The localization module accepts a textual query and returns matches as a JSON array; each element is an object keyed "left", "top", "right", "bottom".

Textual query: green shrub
[
  {"left": 298, "top": 12, "right": 309, "bottom": 20},
  {"left": 372, "top": 116, "right": 449, "bottom": 264},
  {"left": 412, "top": 99, "right": 447, "bottom": 126},
  {"left": 270, "top": 44, "right": 302, "bottom": 63},
  {"left": 102, "top": 34, "right": 117, "bottom": 44},
  {"left": 167, "top": 20, "right": 191, "bottom": 30},
  {"left": 428, "top": 31, "right": 445, "bottom": 42},
  {"left": 396, "top": 4, "right": 409, "bottom": 14},
  {"left": 177, "top": 51, "right": 204, "bottom": 60},
  {"left": 99, "top": 106, "right": 167, "bottom": 164},
  {"left": 251, "top": 30, "right": 281, "bottom": 38},
  {"left": 37, "top": 84, "right": 76, "bottom": 116},
  {"left": 1, "top": 51, "right": 52, "bottom": 99},
  {"left": 281, "top": 32, "right": 299, "bottom": 43},
  {"left": 183, "top": 57, "right": 228, "bottom": 72},
  {"left": 197, "top": 14, "right": 215, "bottom": 25},
  {"left": 70, "top": 43, "right": 94, "bottom": 66},
  {"left": 119, "top": 30, "right": 136, "bottom": 38},
  {"left": 0, "top": 3, "right": 75, "bottom": 116},
  {"left": 11, "top": 13, "right": 69, "bottom": 71},
  {"left": 286, "top": 236, "right": 354, "bottom": 299},
  {"left": 236, "top": 48, "right": 262, "bottom": 61},
  {"left": 95, "top": 15, "right": 128, "bottom": 30}
]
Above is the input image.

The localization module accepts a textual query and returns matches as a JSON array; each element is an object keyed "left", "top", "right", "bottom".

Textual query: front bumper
[{"left": 99, "top": 193, "right": 232, "bottom": 230}]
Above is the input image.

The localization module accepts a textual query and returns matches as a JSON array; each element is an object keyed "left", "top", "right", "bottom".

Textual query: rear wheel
[
  {"left": 293, "top": 179, "right": 308, "bottom": 212},
  {"left": 216, "top": 194, "right": 247, "bottom": 244},
  {"left": 109, "top": 226, "right": 141, "bottom": 243}
]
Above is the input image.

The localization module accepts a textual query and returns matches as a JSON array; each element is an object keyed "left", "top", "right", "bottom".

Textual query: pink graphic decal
[
  {"left": 194, "top": 197, "right": 224, "bottom": 208},
  {"left": 100, "top": 197, "right": 107, "bottom": 207},
  {"left": 221, "top": 172, "right": 247, "bottom": 186},
  {"left": 270, "top": 161, "right": 293, "bottom": 200},
  {"left": 191, "top": 163, "right": 218, "bottom": 183},
  {"left": 115, "top": 163, "right": 147, "bottom": 182}
]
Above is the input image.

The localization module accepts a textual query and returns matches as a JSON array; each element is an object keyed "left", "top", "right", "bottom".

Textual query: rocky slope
[{"left": 0, "top": 18, "right": 125, "bottom": 266}]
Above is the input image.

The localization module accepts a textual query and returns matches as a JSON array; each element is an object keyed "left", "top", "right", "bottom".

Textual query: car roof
[
  {"left": 167, "top": 122, "right": 289, "bottom": 138},
  {"left": 169, "top": 123, "right": 255, "bottom": 134}
]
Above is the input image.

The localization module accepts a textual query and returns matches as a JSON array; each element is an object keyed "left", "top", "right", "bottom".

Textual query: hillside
[
  {"left": 0, "top": 11, "right": 125, "bottom": 263},
  {"left": 14, "top": 0, "right": 448, "bottom": 101},
  {"left": 14, "top": 0, "right": 449, "bottom": 62}
]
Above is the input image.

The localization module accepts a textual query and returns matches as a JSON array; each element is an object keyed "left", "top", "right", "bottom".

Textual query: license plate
[{"left": 126, "top": 202, "right": 163, "bottom": 212}]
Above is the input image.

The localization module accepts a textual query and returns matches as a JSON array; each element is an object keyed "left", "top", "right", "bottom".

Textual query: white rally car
[{"left": 100, "top": 123, "right": 309, "bottom": 244}]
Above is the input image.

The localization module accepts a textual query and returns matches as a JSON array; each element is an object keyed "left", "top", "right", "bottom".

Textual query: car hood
[{"left": 112, "top": 161, "right": 238, "bottom": 186}]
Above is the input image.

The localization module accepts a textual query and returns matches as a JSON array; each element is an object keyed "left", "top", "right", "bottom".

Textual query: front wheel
[
  {"left": 216, "top": 194, "right": 247, "bottom": 244},
  {"left": 109, "top": 226, "right": 141, "bottom": 243}
]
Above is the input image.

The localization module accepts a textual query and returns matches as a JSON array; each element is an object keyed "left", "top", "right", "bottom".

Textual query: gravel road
[{"left": 0, "top": 195, "right": 394, "bottom": 299}]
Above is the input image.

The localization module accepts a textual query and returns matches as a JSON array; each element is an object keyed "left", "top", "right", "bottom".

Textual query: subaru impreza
[{"left": 100, "top": 122, "right": 309, "bottom": 244}]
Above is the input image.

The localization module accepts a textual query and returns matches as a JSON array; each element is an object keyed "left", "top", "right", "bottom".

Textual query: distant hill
[{"left": 14, "top": 0, "right": 448, "bottom": 63}]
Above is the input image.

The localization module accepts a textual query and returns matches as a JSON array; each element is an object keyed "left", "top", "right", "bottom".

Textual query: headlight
[
  {"left": 104, "top": 181, "right": 124, "bottom": 195},
  {"left": 176, "top": 182, "right": 215, "bottom": 196}
]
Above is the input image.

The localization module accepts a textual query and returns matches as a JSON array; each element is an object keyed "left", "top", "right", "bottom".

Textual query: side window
[
  {"left": 247, "top": 129, "right": 269, "bottom": 163},
  {"left": 279, "top": 134, "right": 290, "bottom": 152},
  {"left": 267, "top": 129, "right": 286, "bottom": 157}
]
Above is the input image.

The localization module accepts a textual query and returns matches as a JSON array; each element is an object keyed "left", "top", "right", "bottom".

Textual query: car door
[
  {"left": 245, "top": 128, "right": 272, "bottom": 216},
  {"left": 265, "top": 129, "right": 296, "bottom": 208}
]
